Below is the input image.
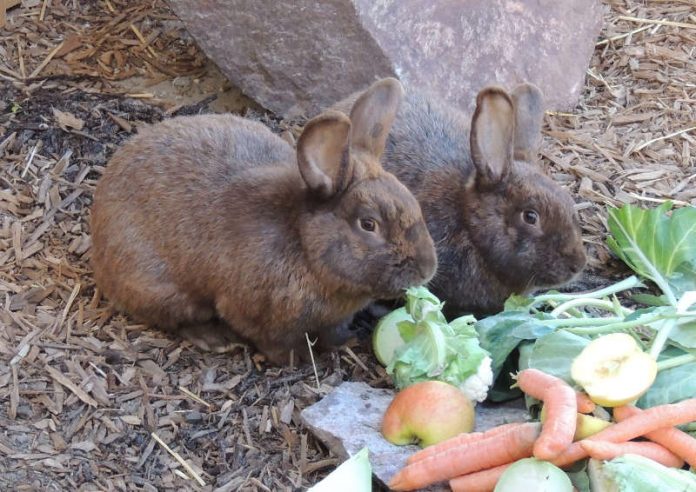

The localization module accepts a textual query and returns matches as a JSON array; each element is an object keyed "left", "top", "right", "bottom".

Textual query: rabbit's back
[
  {"left": 385, "top": 92, "right": 472, "bottom": 178},
  {"left": 91, "top": 114, "right": 301, "bottom": 307},
  {"left": 381, "top": 93, "right": 475, "bottom": 250},
  {"left": 336, "top": 90, "right": 473, "bottom": 190},
  {"left": 100, "top": 114, "right": 293, "bottom": 198},
  {"left": 96, "top": 114, "right": 296, "bottom": 219}
]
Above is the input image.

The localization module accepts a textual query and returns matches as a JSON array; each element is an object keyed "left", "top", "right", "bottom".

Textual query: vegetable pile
[
  {"left": 376, "top": 202, "right": 696, "bottom": 491},
  {"left": 388, "top": 369, "right": 696, "bottom": 491}
]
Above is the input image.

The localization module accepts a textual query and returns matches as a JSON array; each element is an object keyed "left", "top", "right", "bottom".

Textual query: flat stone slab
[
  {"left": 167, "top": 0, "right": 604, "bottom": 118},
  {"left": 300, "top": 381, "right": 529, "bottom": 490}
]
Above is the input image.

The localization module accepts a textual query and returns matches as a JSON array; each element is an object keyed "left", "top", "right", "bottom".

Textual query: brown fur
[
  {"left": 333, "top": 83, "right": 586, "bottom": 316},
  {"left": 90, "top": 78, "right": 437, "bottom": 365}
]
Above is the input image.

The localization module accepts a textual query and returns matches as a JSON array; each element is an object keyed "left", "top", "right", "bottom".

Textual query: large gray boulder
[{"left": 168, "top": 0, "right": 604, "bottom": 118}]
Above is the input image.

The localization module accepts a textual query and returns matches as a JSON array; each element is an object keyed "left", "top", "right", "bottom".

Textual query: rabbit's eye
[
  {"left": 522, "top": 210, "right": 539, "bottom": 225},
  {"left": 359, "top": 218, "right": 377, "bottom": 232}
]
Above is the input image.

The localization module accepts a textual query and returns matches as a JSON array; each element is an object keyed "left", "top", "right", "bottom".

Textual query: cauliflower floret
[{"left": 459, "top": 356, "right": 493, "bottom": 403}]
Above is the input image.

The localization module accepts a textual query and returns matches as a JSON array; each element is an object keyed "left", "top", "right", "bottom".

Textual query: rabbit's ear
[
  {"left": 470, "top": 87, "right": 515, "bottom": 187},
  {"left": 296, "top": 110, "right": 351, "bottom": 199},
  {"left": 349, "top": 77, "right": 403, "bottom": 159},
  {"left": 511, "top": 83, "right": 544, "bottom": 161}
]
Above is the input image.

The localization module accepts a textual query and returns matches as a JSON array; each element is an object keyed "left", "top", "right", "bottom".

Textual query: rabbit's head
[
  {"left": 462, "top": 84, "right": 586, "bottom": 293},
  {"left": 298, "top": 78, "right": 437, "bottom": 299}
]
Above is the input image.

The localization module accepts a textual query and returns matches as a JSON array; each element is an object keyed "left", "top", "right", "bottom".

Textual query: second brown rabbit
[
  {"left": 90, "top": 78, "right": 437, "bottom": 365},
  {"left": 333, "top": 83, "right": 586, "bottom": 316}
]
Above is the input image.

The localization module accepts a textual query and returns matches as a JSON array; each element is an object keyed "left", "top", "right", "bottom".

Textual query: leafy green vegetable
[
  {"left": 475, "top": 312, "right": 553, "bottom": 378},
  {"left": 629, "top": 292, "right": 670, "bottom": 307},
  {"left": 638, "top": 359, "right": 696, "bottom": 408},
  {"left": 307, "top": 447, "right": 372, "bottom": 492},
  {"left": 607, "top": 202, "right": 696, "bottom": 300},
  {"left": 378, "top": 286, "right": 492, "bottom": 402},
  {"left": 666, "top": 318, "right": 696, "bottom": 349},
  {"left": 607, "top": 203, "right": 696, "bottom": 358},
  {"left": 517, "top": 342, "right": 533, "bottom": 371},
  {"left": 372, "top": 307, "right": 415, "bottom": 366},
  {"left": 503, "top": 294, "right": 538, "bottom": 311},
  {"left": 591, "top": 454, "right": 696, "bottom": 491},
  {"left": 526, "top": 331, "right": 590, "bottom": 384}
]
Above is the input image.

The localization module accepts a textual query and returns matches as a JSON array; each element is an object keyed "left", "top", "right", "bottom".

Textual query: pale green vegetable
[
  {"left": 494, "top": 458, "right": 573, "bottom": 492},
  {"left": 372, "top": 307, "right": 414, "bottom": 366},
  {"left": 373, "top": 286, "right": 492, "bottom": 402},
  {"left": 307, "top": 447, "right": 371, "bottom": 492},
  {"left": 607, "top": 202, "right": 696, "bottom": 302},
  {"left": 607, "top": 202, "right": 696, "bottom": 358},
  {"left": 588, "top": 454, "right": 696, "bottom": 492},
  {"left": 587, "top": 459, "right": 619, "bottom": 492}
]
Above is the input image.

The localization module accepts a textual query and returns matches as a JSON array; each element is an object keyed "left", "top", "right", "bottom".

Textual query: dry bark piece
[{"left": 52, "top": 108, "right": 85, "bottom": 131}]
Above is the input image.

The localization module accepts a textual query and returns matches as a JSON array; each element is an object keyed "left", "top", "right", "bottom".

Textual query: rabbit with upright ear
[
  {"left": 333, "top": 83, "right": 586, "bottom": 317},
  {"left": 90, "top": 78, "right": 437, "bottom": 365}
]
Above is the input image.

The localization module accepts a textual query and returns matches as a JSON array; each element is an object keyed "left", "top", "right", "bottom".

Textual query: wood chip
[
  {"left": 52, "top": 108, "right": 85, "bottom": 131},
  {"left": 44, "top": 365, "right": 98, "bottom": 408},
  {"left": 151, "top": 433, "right": 206, "bottom": 487}
]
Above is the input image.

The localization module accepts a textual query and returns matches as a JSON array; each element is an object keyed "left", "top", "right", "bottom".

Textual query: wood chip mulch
[{"left": 0, "top": 0, "right": 694, "bottom": 490}]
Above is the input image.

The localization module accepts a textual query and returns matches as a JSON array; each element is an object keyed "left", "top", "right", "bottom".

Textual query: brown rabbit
[
  {"left": 333, "top": 83, "right": 586, "bottom": 316},
  {"left": 90, "top": 78, "right": 437, "bottom": 365}
]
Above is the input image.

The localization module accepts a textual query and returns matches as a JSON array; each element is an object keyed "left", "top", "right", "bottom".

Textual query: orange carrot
[
  {"left": 576, "top": 392, "right": 596, "bottom": 414},
  {"left": 516, "top": 369, "right": 577, "bottom": 460},
  {"left": 534, "top": 382, "right": 577, "bottom": 460},
  {"left": 388, "top": 422, "right": 541, "bottom": 491},
  {"left": 553, "top": 398, "right": 696, "bottom": 467},
  {"left": 515, "top": 368, "right": 559, "bottom": 400},
  {"left": 614, "top": 405, "right": 696, "bottom": 468},
  {"left": 579, "top": 440, "right": 685, "bottom": 468},
  {"left": 406, "top": 423, "right": 523, "bottom": 464},
  {"left": 449, "top": 464, "right": 510, "bottom": 492}
]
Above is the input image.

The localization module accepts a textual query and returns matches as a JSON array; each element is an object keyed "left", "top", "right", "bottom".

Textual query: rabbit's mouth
[
  {"left": 379, "top": 289, "right": 409, "bottom": 301},
  {"left": 532, "top": 266, "right": 585, "bottom": 291},
  {"left": 389, "top": 265, "right": 437, "bottom": 298},
  {"left": 383, "top": 280, "right": 432, "bottom": 300},
  {"left": 376, "top": 278, "right": 424, "bottom": 301}
]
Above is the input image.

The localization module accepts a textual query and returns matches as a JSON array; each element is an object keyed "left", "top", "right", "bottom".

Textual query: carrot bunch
[
  {"left": 550, "top": 398, "right": 696, "bottom": 468},
  {"left": 389, "top": 422, "right": 541, "bottom": 491},
  {"left": 387, "top": 368, "right": 696, "bottom": 492}
]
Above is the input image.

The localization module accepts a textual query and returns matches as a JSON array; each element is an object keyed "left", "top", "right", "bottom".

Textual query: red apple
[{"left": 381, "top": 381, "right": 475, "bottom": 447}]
